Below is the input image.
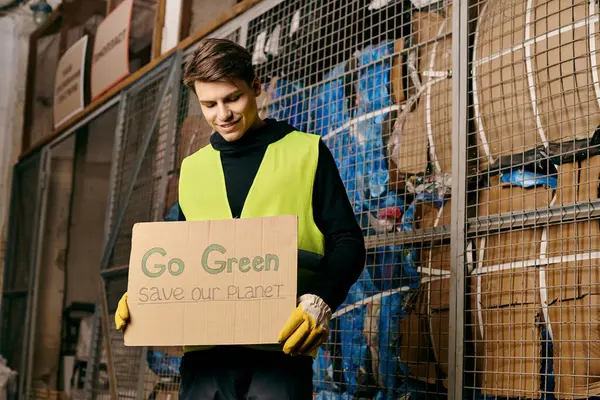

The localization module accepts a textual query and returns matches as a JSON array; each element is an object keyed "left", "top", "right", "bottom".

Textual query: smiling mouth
[{"left": 219, "top": 120, "right": 240, "bottom": 129}]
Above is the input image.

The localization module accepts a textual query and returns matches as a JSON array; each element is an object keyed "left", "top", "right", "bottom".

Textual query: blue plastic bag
[
  {"left": 354, "top": 41, "right": 394, "bottom": 206},
  {"left": 266, "top": 78, "right": 310, "bottom": 132}
]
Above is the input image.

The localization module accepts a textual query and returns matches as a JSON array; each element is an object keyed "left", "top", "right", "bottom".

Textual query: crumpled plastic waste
[
  {"left": 406, "top": 173, "right": 452, "bottom": 198},
  {"left": 500, "top": 168, "right": 557, "bottom": 189},
  {"left": 146, "top": 351, "right": 182, "bottom": 376},
  {"left": 276, "top": 40, "right": 415, "bottom": 399},
  {"left": 265, "top": 78, "right": 310, "bottom": 133}
]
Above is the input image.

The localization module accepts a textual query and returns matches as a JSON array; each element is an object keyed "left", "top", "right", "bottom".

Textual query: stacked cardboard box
[
  {"left": 469, "top": 0, "right": 600, "bottom": 397},
  {"left": 420, "top": 202, "right": 452, "bottom": 388},
  {"left": 398, "top": 200, "right": 452, "bottom": 387},
  {"left": 472, "top": 0, "right": 600, "bottom": 171},
  {"left": 389, "top": 7, "right": 453, "bottom": 176},
  {"left": 472, "top": 175, "right": 553, "bottom": 398},
  {"left": 545, "top": 157, "right": 600, "bottom": 398},
  {"left": 472, "top": 157, "right": 600, "bottom": 399},
  {"left": 399, "top": 288, "right": 440, "bottom": 385}
]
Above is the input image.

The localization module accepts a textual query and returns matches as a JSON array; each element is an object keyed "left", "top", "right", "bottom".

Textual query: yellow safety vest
[{"left": 178, "top": 130, "right": 325, "bottom": 353}]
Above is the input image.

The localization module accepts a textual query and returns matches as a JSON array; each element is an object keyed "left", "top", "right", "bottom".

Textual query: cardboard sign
[
  {"left": 54, "top": 36, "right": 89, "bottom": 128},
  {"left": 124, "top": 215, "right": 298, "bottom": 346},
  {"left": 90, "top": 0, "right": 133, "bottom": 100}
]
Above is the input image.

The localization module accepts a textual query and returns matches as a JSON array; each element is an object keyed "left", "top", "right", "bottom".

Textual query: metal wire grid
[
  {"left": 242, "top": 1, "right": 453, "bottom": 398},
  {"left": 52, "top": 107, "right": 119, "bottom": 400},
  {"left": 82, "top": 56, "right": 181, "bottom": 400},
  {"left": 104, "top": 57, "right": 213, "bottom": 400},
  {"left": 464, "top": 0, "right": 600, "bottom": 399}
]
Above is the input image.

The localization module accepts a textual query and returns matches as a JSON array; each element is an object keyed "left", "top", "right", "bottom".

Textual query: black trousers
[{"left": 178, "top": 347, "right": 314, "bottom": 400}]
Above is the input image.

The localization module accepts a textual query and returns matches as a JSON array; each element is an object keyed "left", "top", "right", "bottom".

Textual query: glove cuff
[{"left": 298, "top": 294, "right": 332, "bottom": 324}]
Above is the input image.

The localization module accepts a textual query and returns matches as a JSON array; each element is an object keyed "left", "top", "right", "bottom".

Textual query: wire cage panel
[
  {"left": 466, "top": 0, "right": 600, "bottom": 399},
  {"left": 82, "top": 56, "right": 181, "bottom": 400},
  {"left": 104, "top": 62, "right": 176, "bottom": 270},
  {"left": 471, "top": 0, "right": 600, "bottom": 172},
  {"left": 170, "top": 1, "right": 456, "bottom": 399}
]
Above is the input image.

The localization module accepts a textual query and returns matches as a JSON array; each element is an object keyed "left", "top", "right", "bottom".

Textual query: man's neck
[{"left": 247, "top": 116, "right": 267, "bottom": 134}]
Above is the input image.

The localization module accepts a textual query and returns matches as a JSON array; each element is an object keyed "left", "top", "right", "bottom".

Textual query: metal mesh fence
[
  {"left": 464, "top": 0, "right": 600, "bottom": 399},
  {"left": 82, "top": 56, "right": 181, "bottom": 400},
  {"left": 243, "top": 1, "right": 452, "bottom": 398}
]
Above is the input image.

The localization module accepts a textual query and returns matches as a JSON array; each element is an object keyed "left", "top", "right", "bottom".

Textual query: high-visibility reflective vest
[{"left": 178, "top": 130, "right": 325, "bottom": 353}]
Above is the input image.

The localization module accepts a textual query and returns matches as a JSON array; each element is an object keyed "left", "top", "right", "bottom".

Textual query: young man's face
[{"left": 194, "top": 77, "right": 263, "bottom": 142}]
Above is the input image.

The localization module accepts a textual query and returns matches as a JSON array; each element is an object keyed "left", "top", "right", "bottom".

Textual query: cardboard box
[
  {"left": 472, "top": 175, "right": 552, "bottom": 397},
  {"left": 124, "top": 215, "right": 298, "bottom": 346},
  {"left": 391, "top": 39, "right": 406, "bottom": 105},
  {"left": 397, "top": 201, "right": 451, "bottom": 385},
  {"left": 472, "top": 159, "right": 600, "bottom": 398},
  {"left": 90, "top": 0, "right": 133, "bottom": 100},
  {"left": 545, "top": 158, "right": 600, "bottom": 398},
  {"left": 393, "top": 9, "right": 453, "bottom": 174},
  {"left": 420, "top": 201, "right": 451, "bottom": 386},
  {"left": 476, "top": 176, "right": 551, "bottom": 307},
  {"left": 547, "top": 159, "right": 600, "bottom": 302},
  {"left": 399, "top": 289, "right": 439, "bottom": 384},
  {"left": 428, "top": 282, "right": 449, "bottom": 388},
  {"left": 476, "top": 305, "right": 543, "bottom": 399},
  {"left": 472, "top": 0, "right": 600, "bottom": 170},
  {"left": 548, "top": 295, "right": 600, "bottom": 399},
  {"left": 53, "top": 35, "right": 90, "bottom": 129}
]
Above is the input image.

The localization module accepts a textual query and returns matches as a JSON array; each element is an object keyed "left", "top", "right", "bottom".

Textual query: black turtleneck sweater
[{"left": 177, "top": 118, "right": 365, "bottom": 311}]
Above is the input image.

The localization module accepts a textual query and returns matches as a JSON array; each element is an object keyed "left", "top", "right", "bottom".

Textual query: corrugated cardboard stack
[
  {"left": 398, "top": 200, "right": 452, "bottom": 387},
  {"left": 545, "top": 157, "right": 600, "bottom": 398},
  {"left": 468, "top": 0, "right": 600, "bottom": 397},
  {"left": 387, "top": 6, "right": 453, "bottom": 177},
  {"left": 472, "top": 176, "right": 553, "bottom": 398},
  {"left": 399, "top": 288, "right": 440, "bottom": 385},
  {"left": 472, "top": 0, "right": 600, "bottom": 171},
  {"left": 421, "top": 201, "right": 452, "bottom": 388},
  {"left": 472, "top": 157, "right": 600, "bottom": 399}
]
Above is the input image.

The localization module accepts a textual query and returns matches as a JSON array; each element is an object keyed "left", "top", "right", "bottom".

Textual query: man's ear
[{"left": 252, "top": 76, "right": 262, "bottom": 97}]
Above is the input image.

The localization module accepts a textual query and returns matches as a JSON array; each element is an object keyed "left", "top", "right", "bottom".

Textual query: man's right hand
[{"left": 115, "top": 292, "right": 129, "bottom": 331}]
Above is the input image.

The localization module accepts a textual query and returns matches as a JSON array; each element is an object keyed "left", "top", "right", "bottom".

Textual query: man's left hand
[{"left": 277, "top": 294, "right": 331, "bottom": 356}]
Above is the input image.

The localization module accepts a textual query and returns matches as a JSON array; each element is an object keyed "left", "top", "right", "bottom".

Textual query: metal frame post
[
  {"left": 21, "top": 147, "right": 51, "bottom": 400},
  {"left": 449, "top": 0, "right": 469, "bottom": 398}
]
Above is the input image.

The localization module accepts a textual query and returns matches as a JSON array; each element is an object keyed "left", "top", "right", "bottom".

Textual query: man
[{"left": 115, "top": 38, "right": 366, "bottom": 399}]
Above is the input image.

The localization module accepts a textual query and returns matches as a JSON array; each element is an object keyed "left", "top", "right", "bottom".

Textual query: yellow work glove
[
  {"left": 114, "top": 292, "right": 130, "bottom": 331},
  {"left": 277, "top": 294, "right": 331, "bottom": 356}
]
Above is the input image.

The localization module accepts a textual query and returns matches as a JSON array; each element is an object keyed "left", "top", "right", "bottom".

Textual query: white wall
[
  {"left": 0, "top": 0, "right": 63, "bottom": 291},
  {"left": 0, "top": 14, "right": 36, "bottom": 292}
]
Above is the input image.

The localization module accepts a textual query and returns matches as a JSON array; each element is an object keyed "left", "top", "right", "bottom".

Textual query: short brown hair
[{"left": 183, "top": 38, "right": 256, "bottom": 91}]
